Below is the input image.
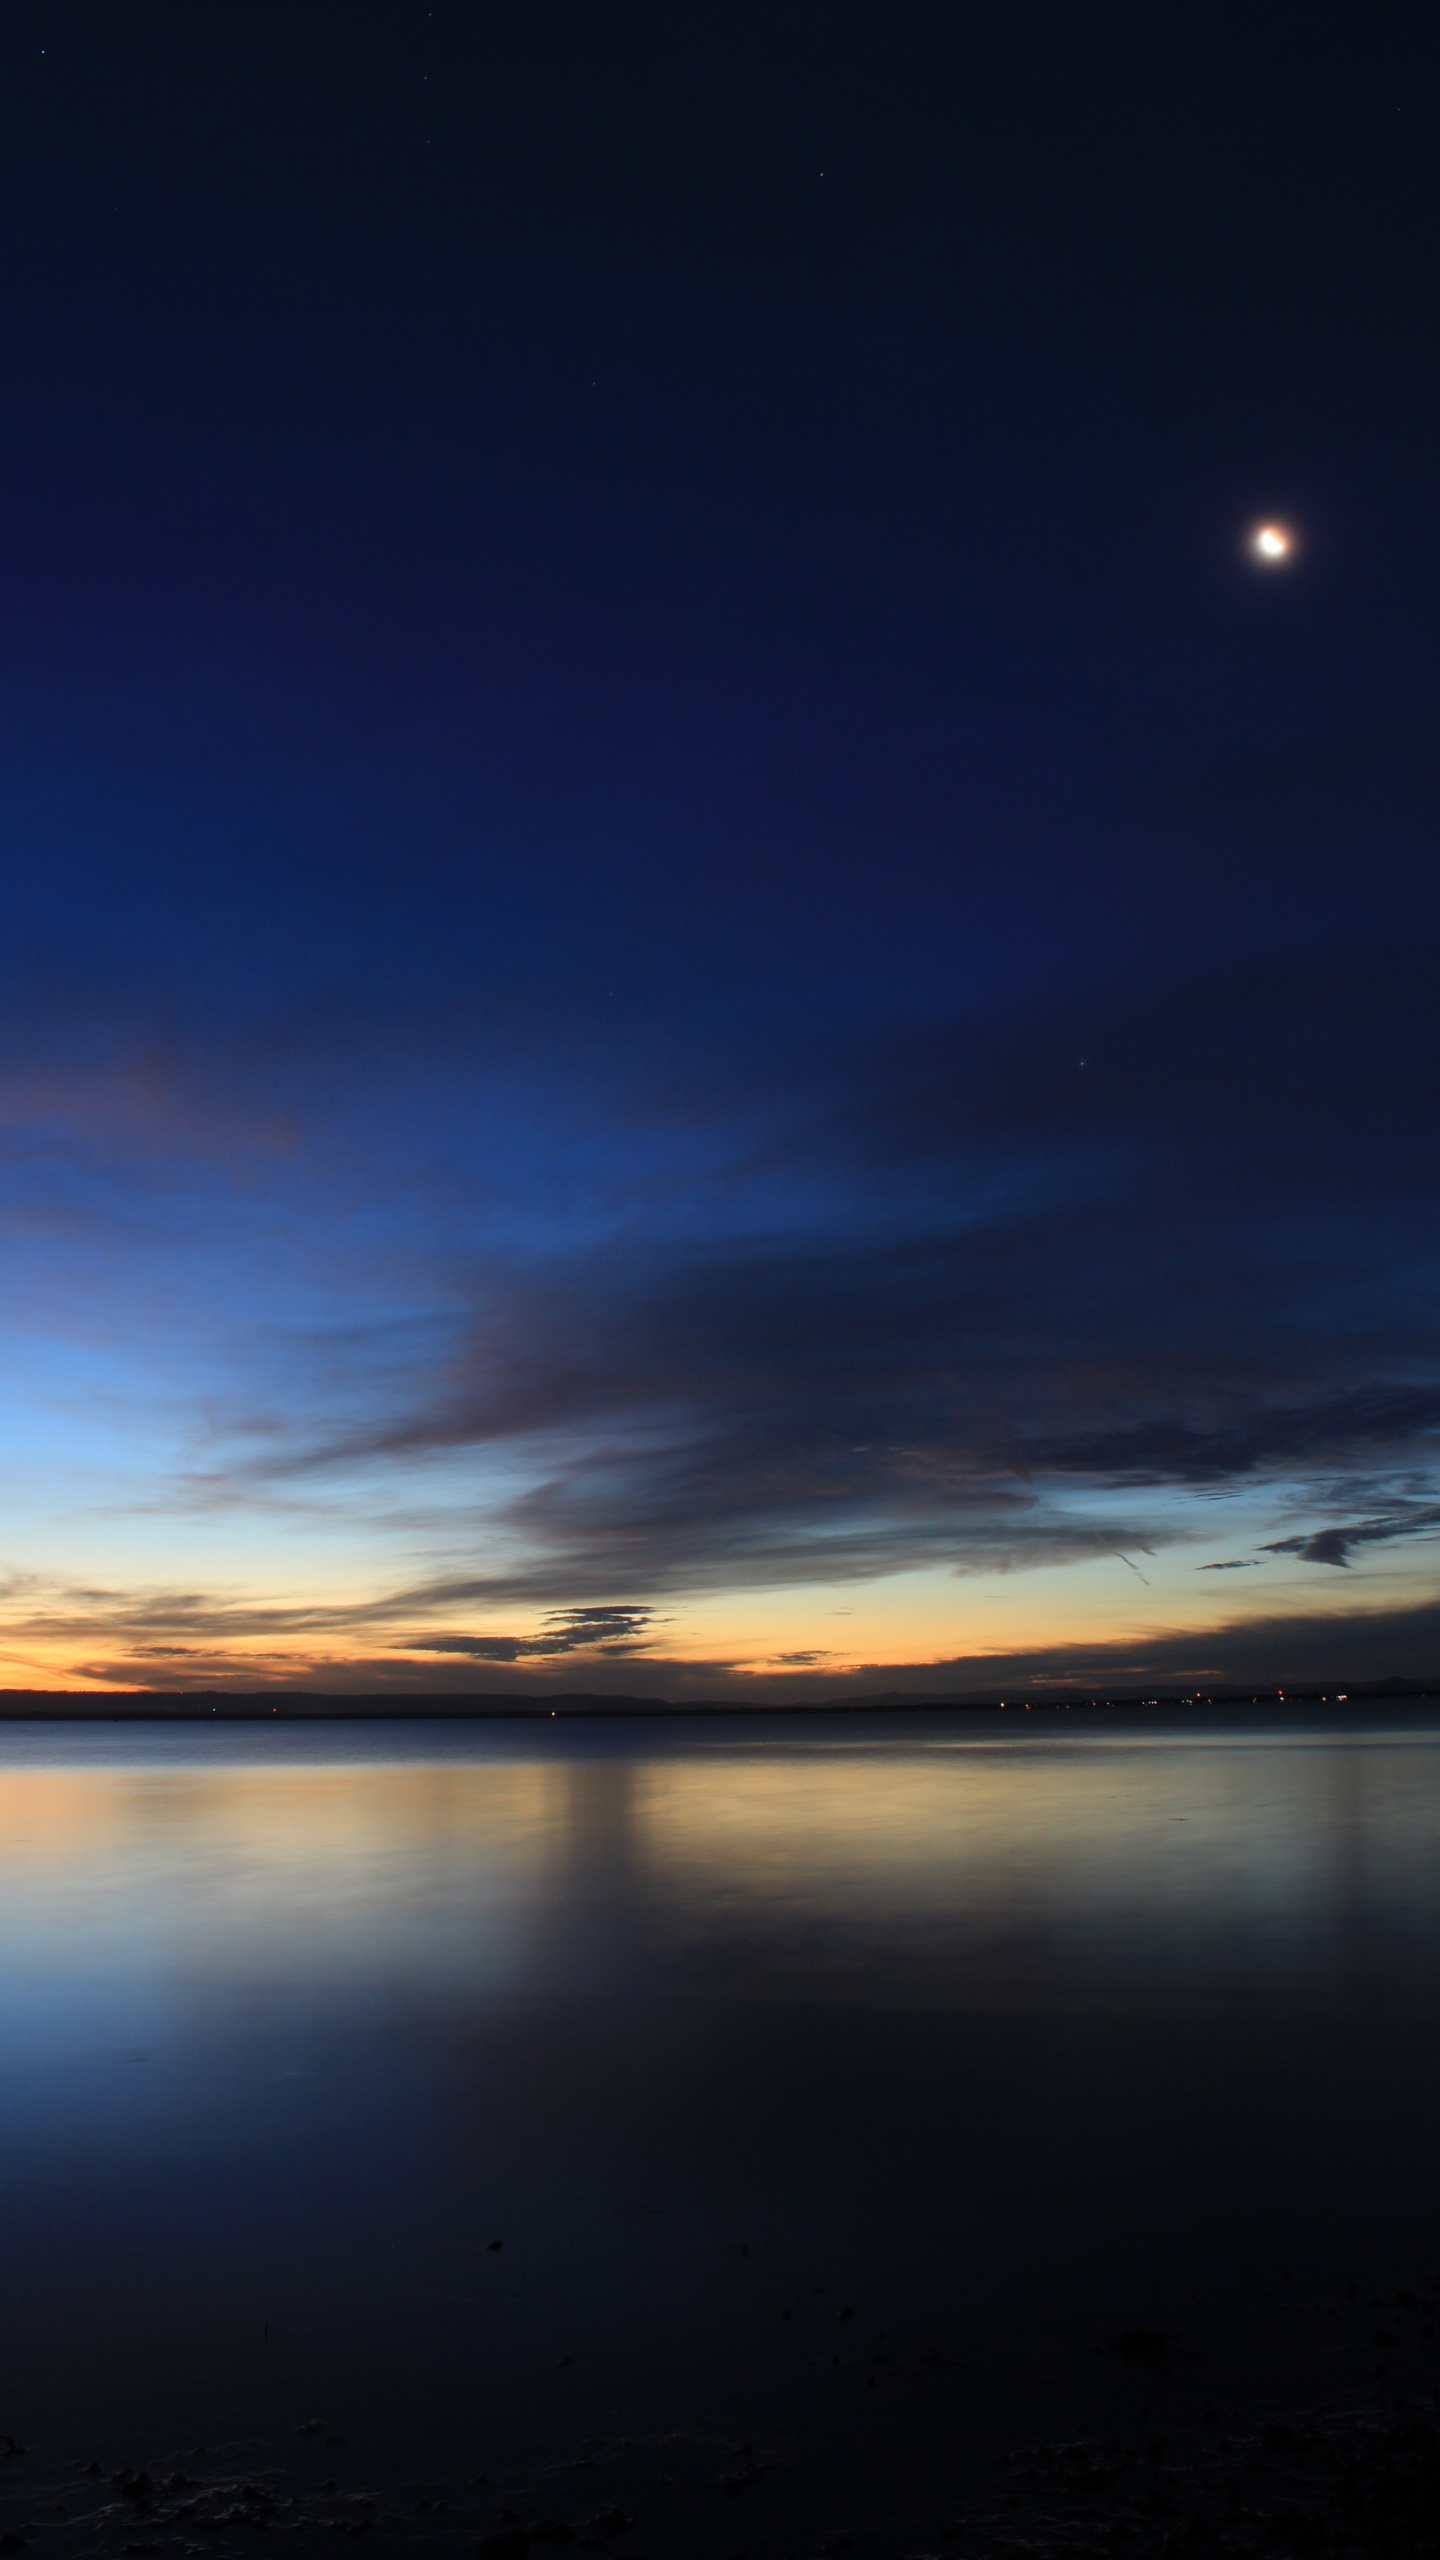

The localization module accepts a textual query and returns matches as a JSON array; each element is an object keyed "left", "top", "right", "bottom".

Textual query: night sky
[{"left": 3, "top": 2, "right": 1439, "bottom": 1696}]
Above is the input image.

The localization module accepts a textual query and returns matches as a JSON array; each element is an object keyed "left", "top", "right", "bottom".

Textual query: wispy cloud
[
  {"left": 1262, "top": 1503, "right": 1440, "bottom": 1570},
  {"left": 5, "top": 960, "right": 1440, "bottom": 1685},
  {"left": 0, "top": 1572, "right": 666, "bottom": 1687},
  {"left": 38, "top": 1591, "right": 1440, "bottom": 1702},
  {"left": 405, "top": 1605, "right": 657, "bottom": 1660}
]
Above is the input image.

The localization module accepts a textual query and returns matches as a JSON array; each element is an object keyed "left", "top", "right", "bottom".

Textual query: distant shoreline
[{"left": 0, "top": 1684, "right": 1436, "bottom": 1719}]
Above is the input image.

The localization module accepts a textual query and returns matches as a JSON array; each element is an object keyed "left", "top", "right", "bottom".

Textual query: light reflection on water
[
  {"left": 2, "top": 1720, "right": 1431, "bottom": 1991},
  {"left": 0, "top": 1712, "right": 1437, "bottom": 2484}
]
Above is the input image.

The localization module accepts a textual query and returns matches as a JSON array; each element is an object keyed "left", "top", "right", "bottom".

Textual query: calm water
[{"left": 2, "top": 1710, "right": 1439, "bottom": 2540}]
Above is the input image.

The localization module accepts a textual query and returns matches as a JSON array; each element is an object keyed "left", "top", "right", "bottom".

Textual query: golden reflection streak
[
  {"left": 631, "top": 1741, "right": 1435, "bottom": 1921},
  {"left": 0, "top": 1740, "right": 1433, "bottom": 1990},
  {"left": 0, "top": 1763, "right": 547, "bottom": 1854}
]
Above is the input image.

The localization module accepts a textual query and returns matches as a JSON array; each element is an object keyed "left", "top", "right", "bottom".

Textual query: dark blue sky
[{"left": 2, "top": 2, "right": 1439, "bottom": 1693}]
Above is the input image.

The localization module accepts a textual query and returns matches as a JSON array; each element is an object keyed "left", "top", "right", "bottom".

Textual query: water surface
[{"left": 2, "top": 1711, "right": 1437, "bottom": 2542}]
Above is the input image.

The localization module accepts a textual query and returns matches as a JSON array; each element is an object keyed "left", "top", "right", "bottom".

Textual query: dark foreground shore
[{"left": 3, "top": 2275, "right": 1438, "bottom": 2558}]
